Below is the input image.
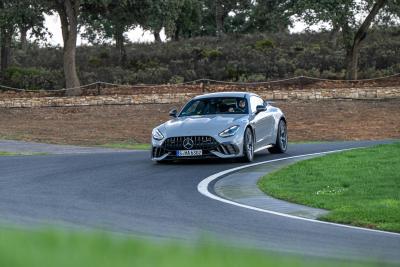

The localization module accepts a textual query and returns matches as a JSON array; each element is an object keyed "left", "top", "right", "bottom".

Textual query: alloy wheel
[{"left": 279, "top": 122, "right": 287, "bottom": 151}]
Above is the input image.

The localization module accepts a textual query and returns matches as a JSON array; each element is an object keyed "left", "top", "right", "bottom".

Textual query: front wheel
[
  {"left": 242, "top": 127, "right": 254, "bottom": 162},
  {"left": 268, "top": 120, "right": 288, "bottom": 154}
]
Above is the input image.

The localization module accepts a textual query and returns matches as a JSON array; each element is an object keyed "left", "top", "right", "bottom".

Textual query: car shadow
[{"left": 156, "top": 151, "right": 274, "bottom": 166}]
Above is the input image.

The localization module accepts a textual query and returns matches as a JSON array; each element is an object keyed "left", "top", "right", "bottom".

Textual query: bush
[
  {"left": 88, "top": 57, "right": 102, "bottom": 67},
  {"left": 201, "top": 48, "right": 223, "bottom": 59},
  {"left": 169, "top": 75, "right": 185, "bottom": 84},
  {"left": 2, "top": 67, "right": 64, "bottom": 90},
  {"left": 255, "top": 39, "right": 275, "bottom": 50},
  {"left": 238, "top": 73, "right": 266, "bottom": 82}
]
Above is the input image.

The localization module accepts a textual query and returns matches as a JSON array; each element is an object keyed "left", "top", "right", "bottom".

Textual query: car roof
[{"left": 193, "top": 91, "right": 258, "bottom": 99}]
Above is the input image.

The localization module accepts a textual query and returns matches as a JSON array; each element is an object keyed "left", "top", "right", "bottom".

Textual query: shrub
[
  {"left": 255, "top": 39, "right": 275, "bottom": 50},
  {"left": 238, "top": 73, "right": 266, "bottom": 82},
  {"left": 169, "top": 75, "right": 185, "bottom": 84},
  {"left": 2, "top": 67, "right": 63, "bottom": 90},
  {"left": 201, "top": 48, "right": 223, "bottom": 59},
  {"left": 88, "top": 57, "right": 102, "bottom": 67}
]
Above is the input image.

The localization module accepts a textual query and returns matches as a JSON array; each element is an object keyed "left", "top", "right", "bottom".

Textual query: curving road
[{"left": 0, "top": 140, "right": 399, "bottom": 263}]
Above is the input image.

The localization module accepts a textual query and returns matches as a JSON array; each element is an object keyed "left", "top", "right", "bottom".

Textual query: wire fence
[{"left": 0, "top": 73, "right": 399, "bottom": 94}]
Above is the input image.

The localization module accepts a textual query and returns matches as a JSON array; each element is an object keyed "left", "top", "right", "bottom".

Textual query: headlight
[
  {"left": 219, "top": 125, "right": 240, "bottom": 138},
  {"left": 152, "top": 128, "right": 164, "bottom": 141}
]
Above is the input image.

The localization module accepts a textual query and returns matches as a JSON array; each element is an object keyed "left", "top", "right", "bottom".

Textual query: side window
[
  {"left": 186, "top": 100, "right": 200, "bottom": 114},
  {"left": 250, "top": 96, "right": 264, "bottom": 113}
]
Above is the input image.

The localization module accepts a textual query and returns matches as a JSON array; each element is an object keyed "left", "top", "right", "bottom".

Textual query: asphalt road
[{"left": 0, "top": 140, "right": 399, "bottom": 263}]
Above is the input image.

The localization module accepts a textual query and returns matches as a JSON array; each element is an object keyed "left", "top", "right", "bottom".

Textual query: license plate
[{"left": 176, "top": 150, "right": 202, "bottom": 157}]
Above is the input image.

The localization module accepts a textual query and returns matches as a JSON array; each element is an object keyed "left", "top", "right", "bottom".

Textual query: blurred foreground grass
[
  {"left": 0, "top": 151, "right": 47, "bottom": 156},
  {"left": 0, "top": 228, "right": 392, "bottom": 267}
]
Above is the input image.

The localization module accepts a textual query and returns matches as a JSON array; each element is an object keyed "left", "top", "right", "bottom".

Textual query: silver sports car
[{"left": 151, "top": 92, "right": 287, "bottom": 162}]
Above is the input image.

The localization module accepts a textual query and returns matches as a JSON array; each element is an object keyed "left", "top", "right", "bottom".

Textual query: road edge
[{"left": 197, "top": 148, "right": 400, "bottom": 237}]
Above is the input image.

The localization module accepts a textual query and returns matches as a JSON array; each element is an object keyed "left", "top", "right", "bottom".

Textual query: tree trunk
[
  {"left": 114, "top": 26, "right": 126, "bottom": 66},
  {"left": 55, "top": 0, "right": 81, "bottom": 96},
  {"left": 19, "top": 26, "right": 28, "bottom": 50},
  {"left": 173, "top": 23, "right": 180, "bottom": 41},
  {"left": 215, "top": 0, "right": 225, "bottom": 37},
  {"left": 344, "top": 0, "right": 387, "bottom": 80},
  {"left": 329, "top": 24, "right": 340, "bottom": 49},
  {"left": 0, "top": 28, "right": 12, "bottom": 72},
  {"left": 345, "top": 45, "right": 360, "bottom": 80},
  {"left": 154, "top": 31, "right": 161, "bottom": 43}
]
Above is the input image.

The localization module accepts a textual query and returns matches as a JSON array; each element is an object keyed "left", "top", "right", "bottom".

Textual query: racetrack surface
[{"left": 0, "top": 140, "right": 399, "bottom": 263}]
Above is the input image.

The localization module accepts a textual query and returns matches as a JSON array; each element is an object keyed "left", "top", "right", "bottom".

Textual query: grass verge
[
  {"left": 0, "top": 228, "right": 390, "bottom": 267},
  {"left": 98, "top": 142, "right": 151, "bottom": 150},
  {"left": 258, "top": 143, "right": 400, "bottom": 232},
  {"left": 0, "top": 151, "right": 47, "bottom": 156}
]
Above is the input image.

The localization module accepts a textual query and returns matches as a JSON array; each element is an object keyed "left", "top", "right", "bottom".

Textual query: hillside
[{"left": 3, "top": 29, "right": 400, "bottom": 90}]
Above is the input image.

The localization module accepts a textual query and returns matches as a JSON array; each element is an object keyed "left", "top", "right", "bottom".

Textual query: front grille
[{"left": 162, "top": 136, "right": 218, "bottom": 151}]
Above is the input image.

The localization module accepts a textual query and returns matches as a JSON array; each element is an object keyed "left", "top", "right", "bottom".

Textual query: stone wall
[{"left": 0, "top": 86, "right": 399, "bottom": 108}]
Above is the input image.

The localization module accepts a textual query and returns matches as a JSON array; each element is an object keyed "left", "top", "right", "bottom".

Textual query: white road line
[{"left": 197, "top": 148, "right": 400, "bottom": 237}]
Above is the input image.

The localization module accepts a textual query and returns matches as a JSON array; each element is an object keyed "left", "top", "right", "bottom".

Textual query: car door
[
  {"left": 264, "top": 102, "right": 277, "bottom": 144},
  {"left": 249, "top": 96, "right": 271, "bottom": 149}
]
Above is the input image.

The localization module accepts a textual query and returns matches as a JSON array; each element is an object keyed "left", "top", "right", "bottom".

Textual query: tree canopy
[
  {"left": 0, "top": 0, "right": 399, "bottom": 91},
  {"left": 0, "top": 0, "right": 47, "bottom": 71}
]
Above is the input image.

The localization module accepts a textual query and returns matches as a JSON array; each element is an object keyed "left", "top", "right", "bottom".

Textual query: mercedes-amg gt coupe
[{"left": 151, "top": 92, "right": 287, "bottom": 162}]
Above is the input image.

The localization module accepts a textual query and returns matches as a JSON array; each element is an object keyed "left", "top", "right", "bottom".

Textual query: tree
[
  {"left": 218, "top": 0, "right": 252, "bottom": 36},
  {"left": 375, "top": 0, "right": 400, "bottom": 25},
  {"left": 81, "top": 0, "right": 150, "bottom": 64},
  {"left": 52, "top": 0, "right": 81, "bottom": 95},
  {"left": 203, "top": 0, "right": 252, "bottom": 37},
  {"left": 0, "top": 0, "right": 46, "bottom": 72},
  {"left": 295, "top": 0, "right": 391, "bottom": 79},
  {"left": 17, "top": 1, "right": 48, "bottom": 50},
  {"left": 142, "top": 0, "right": 184, "bottom": 42},
  {"left": 248, "top": 0, "right": 294, "bottom": 33},
  {"left": 167, "top": 0, "right": 203, "bottom": 40},
  {"left": 344, "top": 0, "right": 387, "bottom": 79},
  {"left": 0, "top": 0, "right": 13, "bottom": 72}
]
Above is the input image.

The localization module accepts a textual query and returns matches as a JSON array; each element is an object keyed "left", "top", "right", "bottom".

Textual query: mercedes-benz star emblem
[{"left": 183, "top": 137, "right": 194, "bottom": 150}]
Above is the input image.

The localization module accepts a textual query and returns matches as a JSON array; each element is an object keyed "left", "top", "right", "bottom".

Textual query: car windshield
[{"left": 179, "top": 97, "right": 248, "bottom": 117}]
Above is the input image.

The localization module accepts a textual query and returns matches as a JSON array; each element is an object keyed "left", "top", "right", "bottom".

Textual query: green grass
[
  {"left": 0, "top": 151, "right": 48, "bottom": 156},
  {"left": 0, "top": 228, "right": 390, "bottom": 267},
  {"left": 98, "top": 142, "right": 151, "bottom": 150},
  {"left": 258, "top": 143, "right": 400, "bottom": 232}
]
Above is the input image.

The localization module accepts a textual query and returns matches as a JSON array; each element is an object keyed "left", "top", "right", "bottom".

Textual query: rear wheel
[
  {"left": 268, "top": 120, "right": 288, "bottom": 154},
  {"left": 242, "top": 127, "right": 254, "bottom": 162}
]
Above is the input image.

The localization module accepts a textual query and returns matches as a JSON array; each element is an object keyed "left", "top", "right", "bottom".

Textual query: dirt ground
[{"left": 0, "top": 99, "right": 399, "bottom": 145}]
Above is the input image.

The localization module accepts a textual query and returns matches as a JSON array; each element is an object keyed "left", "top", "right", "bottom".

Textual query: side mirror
[
  {"left": 256, "top": 105, "right": 267, "bottom": 114},
  {"left": 169, "top": 108, "right": 178, "bottom": 118}
]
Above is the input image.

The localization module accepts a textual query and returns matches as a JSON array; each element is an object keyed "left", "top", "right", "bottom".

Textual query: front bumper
[{"left": 151, "top": 135, "right": 244, "bottom": 161}]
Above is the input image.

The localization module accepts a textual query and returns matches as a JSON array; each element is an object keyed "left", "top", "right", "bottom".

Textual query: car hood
[{"left": 159, "top": 114, "right": 248, "bottom": 137}]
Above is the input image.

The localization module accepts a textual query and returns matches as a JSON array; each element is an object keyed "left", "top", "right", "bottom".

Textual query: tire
[
  {"left": 268, "top": 119, "right": 288, "bottom": 154},
  {"left": 242, "top": 127, "right": 255, "bottom": 162}
]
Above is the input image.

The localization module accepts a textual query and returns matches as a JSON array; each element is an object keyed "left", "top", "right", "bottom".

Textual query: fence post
[
  {"left": 96, "top": 82, "right": 101, "bottom": 95},
  {"left": 299, "top": 76, "right": 304, "bottom": 90},
  {"left": 200, "top": 79, "right": 208, "bottom": 93}
]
